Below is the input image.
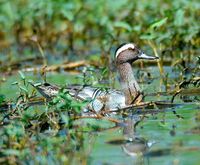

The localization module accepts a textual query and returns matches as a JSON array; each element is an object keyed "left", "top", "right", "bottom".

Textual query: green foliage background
[{"left": 0, "top": 0, "right": 199, "bottom": 54}]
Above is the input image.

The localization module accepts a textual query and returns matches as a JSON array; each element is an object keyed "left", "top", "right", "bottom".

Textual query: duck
[{"left": 31, "top": 43, "right": 159, "bottom": 111}]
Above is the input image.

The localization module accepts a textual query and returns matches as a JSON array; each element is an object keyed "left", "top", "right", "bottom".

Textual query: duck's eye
[{"left": 44, "top": 83, "right": 50, "bottom": 86}]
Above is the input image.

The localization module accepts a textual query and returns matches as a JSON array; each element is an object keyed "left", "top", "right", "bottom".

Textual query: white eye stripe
[{"left": 115, "top": 43, "right": 135, "bottom": 58}]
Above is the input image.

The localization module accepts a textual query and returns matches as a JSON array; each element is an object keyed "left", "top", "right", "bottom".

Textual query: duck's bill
[{"left": 138, "top": 53, "right": 159, "bottom": 60}]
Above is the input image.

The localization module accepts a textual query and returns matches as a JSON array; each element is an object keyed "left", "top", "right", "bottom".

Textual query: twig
[
  {"left": 148, "top": 40, "right": 164, "bottom": 75},
  {"left": 73, "top": 115, "right": 122, "bottom": 124},
  {"left": 171, "top": 89, "right": 182, "bottom": 103}
]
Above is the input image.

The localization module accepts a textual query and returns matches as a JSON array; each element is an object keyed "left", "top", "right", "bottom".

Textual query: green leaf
[
  {"left": 156, "top": 31, "right": 172, "bottom": 42},
  {"left": 3, "top": 149, "right": 20, "bottom": 156},
  {"left": 11, "top": 81, "right": 18, "bottom": 85},
  {"left": 18, "top": 71, "right": 25, "bottom": 80},
  {"left": 61, "top": 10, "right": 74, "bottom": 21},
  {"left": 140, "top": 33, "right": 157, "bottom": 40},
  {"left": 61, "top": 114, "right": 69, "bottom": 125},
  {"left": 174, "top": 9, "right": 185, "bottom": 26},
  {"left": 150, "top": 17, "right": 168, "bottom": 30},
  {"left": 19, "top": 86, "right": 28, "bottom": 93},
  {"left": 0, "top": 94, "right": 5, "bottom": 105},
  {"left": 113, "top": 21, "right": 132, "bottom": 32}
]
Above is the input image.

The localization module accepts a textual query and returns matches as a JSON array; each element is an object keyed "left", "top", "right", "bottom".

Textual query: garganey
[{"left": 31, "top": 43, "right": 158, "bottom": 111}]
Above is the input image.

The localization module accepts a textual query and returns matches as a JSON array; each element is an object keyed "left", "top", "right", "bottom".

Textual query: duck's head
[
  {"left": 30, "top": 82, "right": 59, "bottom": 99},
  {"left": 115, "top": 43, "right": 159, "bottom": 64}
]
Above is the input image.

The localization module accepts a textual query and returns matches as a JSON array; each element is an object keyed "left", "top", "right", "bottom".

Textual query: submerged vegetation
[{"left": 0, "top": 0, "right": 200, "bottom": 164}]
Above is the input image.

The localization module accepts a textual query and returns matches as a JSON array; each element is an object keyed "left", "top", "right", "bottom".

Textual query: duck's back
[
  {"left": 32, "top": 83, "right": 126, "bottom": 111},
  {"left": 66, "top": 85, "right": 126, "bottom": 111}
]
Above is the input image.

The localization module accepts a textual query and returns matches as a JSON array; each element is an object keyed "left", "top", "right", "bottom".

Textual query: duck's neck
[{"left": 117, "top": 62, "right": 143, "bottom": 105}]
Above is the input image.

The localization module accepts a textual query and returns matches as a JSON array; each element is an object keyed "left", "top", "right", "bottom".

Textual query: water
[
  {"left": 0, "top": 66, "right": 199, "bottom": 164},
  {"left": 88, "top": 103, "right": 200, "bottom": 165}
]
